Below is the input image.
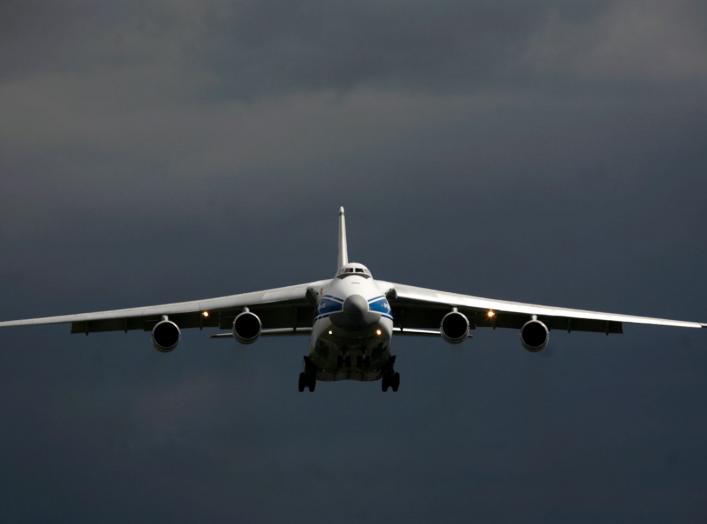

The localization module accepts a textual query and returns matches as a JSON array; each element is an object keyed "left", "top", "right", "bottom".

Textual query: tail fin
[{"left": 337, "top": 206, "right": 349, "bottom": 270}]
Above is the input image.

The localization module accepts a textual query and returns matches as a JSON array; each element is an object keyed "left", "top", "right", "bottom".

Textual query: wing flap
[
  {"left": 210, "top": 327, "right": 313, "bottom": 338},
  {"left": 393, "top": 327, "right": 441, "bottom": 336}
]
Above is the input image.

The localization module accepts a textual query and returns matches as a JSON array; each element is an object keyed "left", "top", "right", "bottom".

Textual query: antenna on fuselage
[{"left": 338, "top": 206, "right": 349, "bottom": 270}]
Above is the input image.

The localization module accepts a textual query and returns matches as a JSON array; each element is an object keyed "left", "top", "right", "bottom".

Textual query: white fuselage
[{"left": 308, "top": 271, "right": 394, "bottom": 381}]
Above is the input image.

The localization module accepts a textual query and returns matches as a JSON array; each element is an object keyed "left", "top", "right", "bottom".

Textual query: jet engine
[
  {"left": 152, "top": 319, "right": 181, "bottom": 352},
  {"left": 520, "top": 318, "right": 550, "bottom": 352},
  {"left": 233, "top": 311, "right": 262, "bottom": 344},
  {"left": 440, "top": 310, "right": 471, "bottom": 344}
]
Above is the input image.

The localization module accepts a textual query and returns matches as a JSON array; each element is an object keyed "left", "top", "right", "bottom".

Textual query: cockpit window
[{"left": 336, "top": 264, "right": 372, "bottom": 279}]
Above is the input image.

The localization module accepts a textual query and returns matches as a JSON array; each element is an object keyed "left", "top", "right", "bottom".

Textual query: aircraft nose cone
[
  {"left": 329, "top": 294, "right": 377, "bottom": 330},
  {"left": 343, "top": 294, "right": 369, "bottom": 319}
]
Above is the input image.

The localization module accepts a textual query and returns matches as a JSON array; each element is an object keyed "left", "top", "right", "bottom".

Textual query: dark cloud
[
  {"left": 1, "top": 1, "right": 707, "bottom": 522},
  {"left": 6, "top": 1, "right": 705, "bottom": 96}
]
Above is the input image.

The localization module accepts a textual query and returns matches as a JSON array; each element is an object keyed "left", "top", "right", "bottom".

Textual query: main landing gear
[
  {"left": 298, "top": 372, "right": 316, "bottom": 392},
  {"left": 381, "top": 356, "right": 400, "bottom": 393},
  {"left": 298, "top": 356, "right": 316, "bottom": 392},
  {"left": 297, "top": 355, "right": 401, "bottom": 392}
]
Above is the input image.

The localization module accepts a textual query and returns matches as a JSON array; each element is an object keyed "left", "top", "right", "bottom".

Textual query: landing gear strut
[
  {"left": 298, "top": 372, "right": 316, "bottom": 392},
  {"left": 298, "top": 356, "right": 316, "bottom": 392},
  {"left": 381, "top": 356, "right": 400, "bottom": 392}
]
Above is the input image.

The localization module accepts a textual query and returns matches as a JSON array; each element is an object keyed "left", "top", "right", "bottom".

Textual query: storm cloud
[{"left": 1, "top": 1, "right": 707, "bottom": 522}]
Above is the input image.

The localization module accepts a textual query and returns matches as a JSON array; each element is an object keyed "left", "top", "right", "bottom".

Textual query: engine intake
[
  {"left": 440, "top": 310, "right": 471, "bottom": 344},
  {"left": 520, "top": 319, "right": 549, "bottom": 352},
  {"left": 233, "top": 311, "right": 262, "bottom": 344},
  {"left": 152, "top": 319, "right": 181, "bottom": 352}
]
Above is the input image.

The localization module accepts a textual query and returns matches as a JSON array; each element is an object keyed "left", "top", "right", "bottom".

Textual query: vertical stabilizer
[{"left": 337, "top": 206, "right": 349, "bottom": 270}]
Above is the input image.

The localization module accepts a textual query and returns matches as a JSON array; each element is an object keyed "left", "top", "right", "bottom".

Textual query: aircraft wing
[
  {"left": 379, "top": 281, "right": 706, "bottom": 334},
  {"left": 0, "top": 280, "right": 329, "bottom": 334}
]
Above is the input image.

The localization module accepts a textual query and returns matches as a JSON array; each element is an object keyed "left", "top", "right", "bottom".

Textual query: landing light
[
  {"left": 328, "top": 330, "right": 333, "bottom": 335},
  {"left": 201, "top": 311, "right": 210, "bottom": 318},
  {"left": 375, "top": 329, "right": 382, "bottom": 336},
  {"left": 486, "top": 310, "right": 496, "bottom": 319}
]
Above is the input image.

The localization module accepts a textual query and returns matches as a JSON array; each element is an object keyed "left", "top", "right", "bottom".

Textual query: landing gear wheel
[
  {"left": 381, "top": 368, "right": 400, "bottom": 393},
  {"left": 391, "top": 372, "right": 400, "bottom": 392},
  {"left": 300, "top": 356, "right": 317, "bottom": 393}
]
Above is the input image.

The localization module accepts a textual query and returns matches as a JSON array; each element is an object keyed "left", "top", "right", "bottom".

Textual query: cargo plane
[{"left": 1, "top": 208, "right": 704, "bottom": 392}]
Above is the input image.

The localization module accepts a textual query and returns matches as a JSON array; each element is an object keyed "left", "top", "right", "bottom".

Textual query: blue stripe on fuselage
[
  {"left": 316, "top": 295, "right": 393, "bottom": 320},
  {"left": 317, "top": 298, "right": 344, "bottom": 316},
  {"left": 368, "top": 297, "right": 392, "bottom": 316},
  {"left": 315, "top": 312, "right": 394, "bottom": 322}
]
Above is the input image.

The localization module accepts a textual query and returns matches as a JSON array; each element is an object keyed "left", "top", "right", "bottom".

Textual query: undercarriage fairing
[{"left": 309, "top": 315, "right": 394, "bottom": 382}]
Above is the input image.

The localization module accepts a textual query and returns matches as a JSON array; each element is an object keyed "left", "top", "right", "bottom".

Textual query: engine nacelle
[
  {"left": 233, "top": 311, "right": 262, "bottom": 344},
  {"left": 440, "top": 310, "right": 471, "bottom": 344},
  {"left": 152, "top": 319, "right": 181, "bottom": 352},
  {"left": 520, "top": 319, "right": 550, "bottom": 352}
]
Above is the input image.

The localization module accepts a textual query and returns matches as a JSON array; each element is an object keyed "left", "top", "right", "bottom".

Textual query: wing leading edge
[{"left": 380, "top": 281, "right": 706, "bottom": 334}]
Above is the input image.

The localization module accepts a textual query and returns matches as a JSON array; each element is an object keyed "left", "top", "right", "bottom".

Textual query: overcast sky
[{"left": 1, "top": 1, "right": 707, "bottom": 522}]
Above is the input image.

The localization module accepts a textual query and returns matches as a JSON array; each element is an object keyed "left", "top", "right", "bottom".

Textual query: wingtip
[{"left": 339, "top": 206, "right": 345, "bottom": 215}]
